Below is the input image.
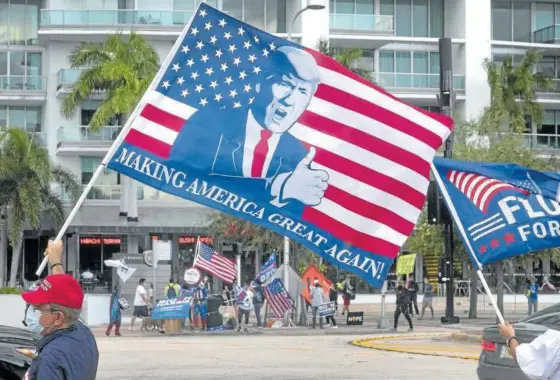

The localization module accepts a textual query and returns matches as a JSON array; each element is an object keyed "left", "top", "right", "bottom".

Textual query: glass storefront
[{"left": 78, "top": 235, "right": 122, "bottom": 293}]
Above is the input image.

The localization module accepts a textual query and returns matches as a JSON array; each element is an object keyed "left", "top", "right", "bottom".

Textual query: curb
[
  {"left": 352, "top": 333, "right": 480, "bottom": 361},
  {"left": 450, "top": 331, "right": 482, "bottom": 343}
]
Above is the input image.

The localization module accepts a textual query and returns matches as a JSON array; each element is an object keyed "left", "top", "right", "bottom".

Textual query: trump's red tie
[{"left": 251, "top": 129, "right": 273, "bottom": 177}]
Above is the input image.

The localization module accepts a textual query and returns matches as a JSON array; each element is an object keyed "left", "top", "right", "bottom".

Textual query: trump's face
[{"left": 258, "top": 73, "right": 315, "bottom": 134}]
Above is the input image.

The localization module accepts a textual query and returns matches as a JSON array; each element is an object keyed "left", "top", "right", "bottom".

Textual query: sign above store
[
  {"left": 178, "top": 236, "right": 213, "bottom": 245},
  {"left": 80, "top": 237, "right": 121, "bottom": 245}
]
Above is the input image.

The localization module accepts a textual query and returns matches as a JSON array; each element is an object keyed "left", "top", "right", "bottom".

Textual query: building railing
[
  {"left": 41, "top": 9, "right": 193, "bottom": 27},
  {"left": 60, "top": 184, "right": 183, "bottom": 201},
  {"left": 57, "top": 126, "right": 121, "bottom": 144},
  {"left": 0, "top": 75, "right": 47, "bottom": 91},
  {"left": 519, "top": 132, "right": 560, "bottom": 150},
  {"left": 57, "top": 69, "right": 85, "bottom": 89},
  {"left": 533, "top": 24, "right": 560, "bottom": 43},
  {"left": 373, "top": 72, "right": 466, "bottom": 90},
  {"left": 536, "top": 78, "right": 560, "bottom": 93},
  {"left": 330, "top": 13, "right": 394, "bottom": 32}
]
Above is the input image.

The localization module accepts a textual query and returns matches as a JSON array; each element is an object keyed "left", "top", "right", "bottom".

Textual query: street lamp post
[{"left": 283, "top": 0, "right": 325, "bottom": 292}]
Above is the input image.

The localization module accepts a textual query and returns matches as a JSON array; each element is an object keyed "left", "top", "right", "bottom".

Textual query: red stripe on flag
[
  {"left": 302, "top": 207, "right": 400, "bottom": 259},
  {"left": 315, "top": 84, "right": 444, "bottom": 150},
  {"left": 312, "top": 148, "right": 426, "bottom": 210},
  {"left": 124, "top": 129, "right": 172, "bottom": 159},
  {"left": 461, "top": 174, "right": 480, "bottom": 194},
  {"left": 140, "top": 103, "right": 186, "bottom": 132},
  {"left": 324, "top": 186, "right": 414, "bottom": 236},
  {"left": 305, "top": 47, "right": 453, "bottom": 131},
  {"left": 299, "top": 111, "right": 430, "bottom": 178}
]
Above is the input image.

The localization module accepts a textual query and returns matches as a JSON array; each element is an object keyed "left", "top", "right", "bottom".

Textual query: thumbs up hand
[{"left": 280, "top": 147, "right": 329, "bottom": 206}]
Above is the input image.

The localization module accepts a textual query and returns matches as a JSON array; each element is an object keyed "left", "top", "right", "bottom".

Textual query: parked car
[
  {"left": 477, "top": 303, "right": 560, "bottom": 380},
  {"left": 0, "top": 325, "right": 38, "bottom": 380}
]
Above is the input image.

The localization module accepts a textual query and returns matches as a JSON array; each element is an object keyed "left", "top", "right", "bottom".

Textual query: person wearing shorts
[{"left": 130, "top": 278, "right": 149, "bottom": 331}]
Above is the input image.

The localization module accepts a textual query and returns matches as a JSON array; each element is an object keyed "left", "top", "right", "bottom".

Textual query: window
[
  {"left": 0, "top": 51, "right": 42, "bottom": 86},
  {"left": 81, "top": 157, "right": 120, "bottom": 186},
  {"left": 1, "top": 0, "right": 39, "bottom": 46},
  {"left": 244, "top": 0, "right": 265, "bottom": 30},
  {"left": 379, "top": 50, "right": 441, "bottom": 88},
  {"left": 537, "top": 110, "right": 560, "bottom": 149},
  {"left": 429, "top": 0, "right": 443, "bottom": 38},
  {"left": 536, "top": 2, "right": 554, "bottom": 31},
  {"left": 513, "top": 1, "right": 530, "bottom": 42},
  {"left": 395, "top": 0, "right": 412, "bottom": 37},
  {"left": 1, "top": 105, "right": 41, "bottom": 132},
  {"left": 492, "top": 1, "right": 513, "bottom": 41},
  {"left": 222, "top": 0, "right": 242, "bottom": 20},
  {"left": 375, "top": 0, "right": 442, "bottom": 37},
  {"left": 412, "top": 0, "right": 428, "bottom": 37}
]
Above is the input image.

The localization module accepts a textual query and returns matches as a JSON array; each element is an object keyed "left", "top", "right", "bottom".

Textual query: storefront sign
[
  {"left": 178, "top": 236, "right": 213, "bottom": 245},
  {"left": 80, "top": 237, "right": 121, "bottom": 245},
  {"left": 184, "top": 268, "right": 201, "bottom": 285}
]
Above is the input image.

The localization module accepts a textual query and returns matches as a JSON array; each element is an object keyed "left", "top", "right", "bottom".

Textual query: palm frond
[
  {"left": 40, "top": 187, "right": 66, "bottom": 226},
  {"left": 51, "top": 165, "right": 81, "bottom": 202},
  {"left": 68, "top": 42, "right": 112, "bottom": 68}
]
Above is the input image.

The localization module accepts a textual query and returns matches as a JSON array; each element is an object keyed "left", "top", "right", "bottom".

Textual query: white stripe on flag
[
  {"left": 313, "top": 163, "right": 421, "bottom": 223},
  {"left": 318, "top": 67, "right": 451, "bottom": 139},
  {"left": 479, "top": 183, "right": 513, "bottom": 211},
  {"left": 306, "top": 97, "right": 436, "bottom": 161},
  {"left": 472, "top": 224, "right": 507, "bottom": 242},
  {"left": 143, "top": 90, "right": 198, "bottom": 120},
  {"left": 466, "top": 176, "right": 486, "bottom": 199},
  {"left": 291, "top": 123, "right": 429, "bottom": 192},
  {"left": 312, "top": 198, "right": 408, "bottom": 246},
  {"left": 467, "top": 213, "right": 501, "bottom": 231},
  {"left": 470, "top": 218, "right": 505, "bottom": 237},
  {"left": 132, "top": 117, "right": 179, "bottom": 145}
]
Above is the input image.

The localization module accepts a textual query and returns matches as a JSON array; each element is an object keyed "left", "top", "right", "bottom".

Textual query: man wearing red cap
[{"left": 21, "top": 240, "right": 98, "bottom": 380}]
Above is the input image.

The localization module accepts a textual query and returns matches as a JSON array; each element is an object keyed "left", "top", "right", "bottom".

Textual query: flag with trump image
[
  {"left": 106, "top": 2, "right": 453, "bottom": 288},
  {"left": 433, "top": 157, "right": 560, "bottom": 267}
]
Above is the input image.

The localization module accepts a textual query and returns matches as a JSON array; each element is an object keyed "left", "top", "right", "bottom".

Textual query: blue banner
[
  {"left": 151, "top": 298, "right": 191, "bottom": 320},
  {"left": 255, "top": 253, "right": 277, "bottom": 283},
  {"left": 433, "top": 157, "right": 560, "bottom": 266}
]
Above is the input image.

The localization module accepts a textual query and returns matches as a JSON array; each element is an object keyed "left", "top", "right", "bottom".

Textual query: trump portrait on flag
[{"left": 171, "top": 45, "right": 329, "bottom": 209}]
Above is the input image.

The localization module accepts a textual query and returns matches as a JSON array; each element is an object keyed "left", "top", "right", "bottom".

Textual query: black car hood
[{"left": 0, "top": 325, "right": 38, "bottom": 368}]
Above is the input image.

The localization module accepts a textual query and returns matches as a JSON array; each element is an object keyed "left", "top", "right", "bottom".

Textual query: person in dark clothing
[
  {"left": 407, "top": 280, "right": 419, "bottom": 316},
  {"left": 325, "top": 284, "right": 338, "bottom": 328},
  {"left": 252, "top": 280, "right": 265, "bottom": 329},
  {"left": 393, "top": 285, "right": 413, "bottom": 332},
  {"left": 22, "top": 240, "right": 99, "bottom": 380}
]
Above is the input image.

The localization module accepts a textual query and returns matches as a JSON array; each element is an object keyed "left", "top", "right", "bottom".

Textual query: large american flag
[
  {"left": 263, "top": 278, "right": 293, "bottom": 318},
  {"left": 194, "top": 243, "right": 236, "bottom": 284},
  {"left": 118, "top": 3, "right": 452, "bottom": 265},
  {"left": 447, "top": 170, "right": 528, "bottom": 213}
]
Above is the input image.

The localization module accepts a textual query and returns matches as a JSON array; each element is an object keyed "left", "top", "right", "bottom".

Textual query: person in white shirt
[
  {"left": 237, "top": 287, "right": 254, "bottom": 332},
  {"left": 130, "top": 278, "right": 149, "bottom": 331},
  {"left": 500, "top": 321, "right": 560, "bottom": 380}
]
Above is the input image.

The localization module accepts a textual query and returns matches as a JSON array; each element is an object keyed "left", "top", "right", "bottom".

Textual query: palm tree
[
  {"left": 0, "top": 128, "right": 80, "bottom": 287},
  {"left": 316, "top": 38, "right": 374, "bottom": 82},
  {"left": 482, "top": 50, "right": 552, "bottom": 134},
  {"left": 60, "top": 32, "right": 159, "bottom": 224}
]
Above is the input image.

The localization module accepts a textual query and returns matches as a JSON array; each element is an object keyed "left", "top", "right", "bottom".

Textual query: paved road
[{"left": 96, "top": 334, "right": 478, "bottom": 379}]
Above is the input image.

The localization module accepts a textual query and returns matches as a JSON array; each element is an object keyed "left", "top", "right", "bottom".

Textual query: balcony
[
  {"left": 330, "top": 13, "right": 394, "bottom": 33},
  {"left": 534, "top": 25, "right": 560, "bottom": 44},
  {"left": 373, "top": 72, "right": 465, "bottom": 91},
  {"left": 40, "top": 9, "right": 194, "bottom": 35},
  {"left": 520, "top": 133, "right": 560, "bottom": 153},
  {"left": 57, "top": 69, "right": 105, "bottom": 98},
  {"left": 0, "top": 75, "right": 47, "bottom": 102},
  {"left": 61, "top": 184, "right": 182, "bottom": 201},
  {"left": 56, "top": 126, "right": 120, "bottom": 155}
]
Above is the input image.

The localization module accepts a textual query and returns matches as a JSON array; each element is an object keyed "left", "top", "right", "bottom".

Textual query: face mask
[{"left": 25, "top": 308, "right": 44, "bottom": 335}]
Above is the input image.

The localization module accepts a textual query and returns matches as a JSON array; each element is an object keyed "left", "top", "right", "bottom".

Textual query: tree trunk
[
  {"left": 468, "top": 266, "right": 478, "bottom": 319},
  {"left": 0, "top": 207, "right": 7, "bottom": 287},
  {"left": 8, "top": 233, "right": 24, "bottom": 288},
  {"left": 496, "top": 262, "right": 505, "bottom": 324}
]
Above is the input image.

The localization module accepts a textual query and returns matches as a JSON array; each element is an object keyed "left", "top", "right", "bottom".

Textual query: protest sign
[
  {"left": 151, "top": 298, "right": 191, "bottom": 320},
  {"left": 317, "top": 302, "right": 336, "bottom": 317}
]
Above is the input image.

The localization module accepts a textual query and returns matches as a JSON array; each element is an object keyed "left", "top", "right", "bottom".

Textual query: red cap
[{"left": 22, "top": 274, "right": 84, "bottom": 309}]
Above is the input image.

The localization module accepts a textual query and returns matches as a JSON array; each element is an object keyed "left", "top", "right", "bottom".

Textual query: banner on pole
[
  {"left": 433, "top": 157, "right": 560, "bottom": 267},
  {"left": 255, "top": 253, "right": 277, "bottom": 283}
]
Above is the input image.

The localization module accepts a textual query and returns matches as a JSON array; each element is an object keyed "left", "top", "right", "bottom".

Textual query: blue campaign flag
[
  {"left": 255, "top": 253, "right": 277, "bottom": 283},
  {"left": 432, "top": 157, "right": 560, "bottom": 267},
  {"left": 151, "top": 298, "right": 191, "bottom": 320},
  {"left": 104, "top": 2, "right": 451, "bottom": 288}
]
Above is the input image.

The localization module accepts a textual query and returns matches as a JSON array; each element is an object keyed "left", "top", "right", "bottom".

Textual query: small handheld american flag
[{"left": 264, "top": 278, "right": 293, "bottom": 318}]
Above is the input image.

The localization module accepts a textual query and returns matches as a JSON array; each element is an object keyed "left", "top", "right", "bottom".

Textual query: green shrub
[{"left": 0, "top": 287, "right": 23, "bottom": 295}]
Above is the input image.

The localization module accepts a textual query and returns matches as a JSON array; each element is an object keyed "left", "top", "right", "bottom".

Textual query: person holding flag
[
  {"left": 192, "top": 277, "right": 209, "bottom": 331},
  {"left": 252, "top": 279, "right": 265, "bottom": 329}
]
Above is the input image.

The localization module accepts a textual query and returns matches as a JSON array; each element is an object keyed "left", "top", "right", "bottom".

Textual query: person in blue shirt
[
  {"left": 22, "top": 240, "right": 98, "bottom": 380},
  {"left": 526, "top": 277, "right": 539, "bottom": 315},
  {"left": 193, "top": 277, "right": 209, "bottom": 330}
]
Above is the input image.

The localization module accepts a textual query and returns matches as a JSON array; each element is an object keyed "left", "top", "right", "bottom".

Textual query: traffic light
[
  {"left": 427, "top": 181, "right": 451, "bottom": 225},
  {"left": 437, "top": 257, "right": 451, "bottom": 284}
]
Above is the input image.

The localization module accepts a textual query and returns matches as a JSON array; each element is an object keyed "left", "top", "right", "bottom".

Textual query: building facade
[{"left": 1, "top": 0, "right": 558, "bottom": 291}]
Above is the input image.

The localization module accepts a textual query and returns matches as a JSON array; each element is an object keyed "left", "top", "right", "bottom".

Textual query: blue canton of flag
[
  {"left": 433, "top": 157, "right": 560, "bottom": 267},
  {"left": 157, "top": 6, "right": 279, "bottom": 113}
]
